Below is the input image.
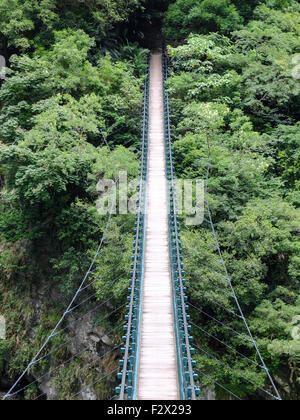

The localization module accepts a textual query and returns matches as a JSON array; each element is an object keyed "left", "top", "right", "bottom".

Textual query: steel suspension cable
[
  {"left": 4, "top": 300, "right": 126, "bottom": 399},
  {"left": 70, "top": 368, "right": 119, "bottom": 400},
  {"left": 2, "top": 122, "right": 125, "bottom": 402},
  {"left": 190, "top": 321, "right": 264, "bottom": 369},
  {"left": 30, "top": 299, "right": 124, "bottom": 369},
  {"left": 162, "top": 43, "right": 199, "bottom": 400},
  {"left": 194, "top": 344, "right": 278, "bottom": 400},
  {"left": 11, "top": 331, "right": 122, "bottom": 399},
  {"left": 33, "top": 344, "right": 122, "bottom": 400},
  {"left": 195, "top": 369, "right": 242, "bottom": 400},
  {"left": 203, "top": 167, "right": 282, "bottom": 400},
  {"left": 188, "top": 286, "right": 242, "bottom": 319},
  {"left": 164, "top": 42, "right": 282, "bottom": 401},
  {"left": 117, "top": 55, "right": 150, "bottom": 400}
]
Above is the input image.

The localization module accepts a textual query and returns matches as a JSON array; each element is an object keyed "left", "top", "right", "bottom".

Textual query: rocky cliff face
[
  {"left": 35, "top": 311, "right": 118, "bottom": 400},
  {"left": 0, "top": 242, "right": 119, "bottom": 400}
]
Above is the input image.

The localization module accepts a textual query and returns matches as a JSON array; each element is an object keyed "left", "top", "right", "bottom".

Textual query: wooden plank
[{"left": 136, "top": 53, "right": 179, "bottom": 401}]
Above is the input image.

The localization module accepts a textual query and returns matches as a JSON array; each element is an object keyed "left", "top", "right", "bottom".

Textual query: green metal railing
[
  {"left": 116, "top": 47, "right": 199, "bottom": 401},
  {"left": 162, "top": 44, "right": 200, "bottom": 401},
  {"left": 116, "top": 54, "right": 150, "bottom": 400}
]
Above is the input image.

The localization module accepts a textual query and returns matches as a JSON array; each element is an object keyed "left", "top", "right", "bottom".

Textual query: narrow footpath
[{"left": 136, "top": 52, "right": 179, "bottom": 400}]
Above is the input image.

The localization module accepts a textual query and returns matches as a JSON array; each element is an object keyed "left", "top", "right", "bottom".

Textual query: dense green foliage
[
  {"left": 165, "top": 0, "right": 300, "bottom": 399},
  {"left": 0, "top": 0, "right": 148, "bottom": 399},
  {"left": 164, "top": 0, "right": 242, "bottom": 39},
  {"left": 0, "top": 0, "right": 299, "bottom": 400},
  {"left": 163, "top": 0, "right": 298, "bottom": 40},
  {"left": 0, "top": 0, "right": 144, "bottom": 51}
]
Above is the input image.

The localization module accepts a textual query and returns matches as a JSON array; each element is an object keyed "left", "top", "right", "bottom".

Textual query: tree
[
  {"left": 0, "top": 0, "right": 144, "bottom": 51},
  {"left": 165, "top": 4, "right": 300, "bottom": 397},
  {"left": 163, "top": 0, "right": 242, "bottom": 40}
]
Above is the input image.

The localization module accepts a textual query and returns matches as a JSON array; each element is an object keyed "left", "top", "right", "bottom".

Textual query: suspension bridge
[{"left": 2, "top": 47, "right": 282, "bottom": 401}]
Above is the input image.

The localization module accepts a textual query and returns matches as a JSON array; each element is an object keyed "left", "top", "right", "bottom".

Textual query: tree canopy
[
  {"left": 165, "top": 0, "right": 300, "bottom": 399},
  {"left": 0, "top": 0, "right": 299, "bottom": 400}
]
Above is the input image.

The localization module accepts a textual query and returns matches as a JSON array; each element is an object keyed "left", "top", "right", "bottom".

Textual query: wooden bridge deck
[{"left": 136, "top": 53, "right": 179, "bottom": 401}]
